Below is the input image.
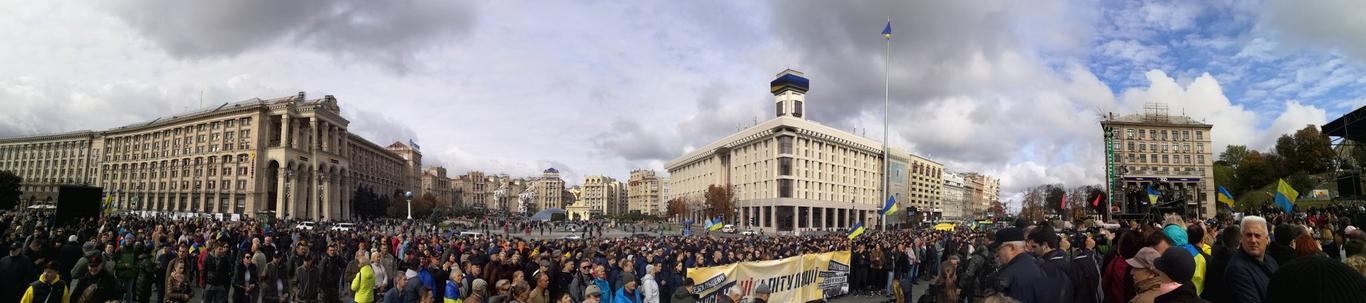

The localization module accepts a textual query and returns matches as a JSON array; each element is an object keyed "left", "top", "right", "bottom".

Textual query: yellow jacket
[
  {"left": 20, "top": 273, "right": 69, "bottom": 303},
  {"left": 351, "top": 264, "right": 376, "bottom": 303}
]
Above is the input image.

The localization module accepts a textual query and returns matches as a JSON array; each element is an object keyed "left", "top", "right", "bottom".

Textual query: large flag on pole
[
  {"left": 882, "top": 20, "right": 892, "bottom": 40},
  {"left": 1217, "top": 186, "right": 1235, "bottom": 207},
  {"left": 1275, "top": 179, "right": 1298, "bottom": 213},
  {"left": 881, "top": 196, "right": 898, "bottom": 216},
  {"left": 848, "top": 222, "right": 866, "bottom": 240}
]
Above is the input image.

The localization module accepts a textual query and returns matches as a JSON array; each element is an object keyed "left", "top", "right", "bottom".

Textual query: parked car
[
  {"left": 563, "top": 234, "right": 582, "bottom": 240},
  {"left": 331, "top": 222, "right": 356, "bottom": 231},
  {"left": 740, "top": 229, "right": 758, "bottom": 236},
  {"left": 721, "top": 224, "right": 736, "bottom": 233},
  {"left": 296, "top": 221, "right": 316, "bottom": 230}
]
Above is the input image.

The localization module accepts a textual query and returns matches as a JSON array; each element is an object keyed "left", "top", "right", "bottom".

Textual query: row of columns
[
  {"left": 112, "top": 191, "right": 243, "bottom": 213},
  {"left": 739, "top": 205, "right": 870, "bottom": 232},
  {"left": 279, "top": 115, "right": 347, "bottom": 156},
  {"left": 274, "top": 166, "right": 349, "bottom": 220}
]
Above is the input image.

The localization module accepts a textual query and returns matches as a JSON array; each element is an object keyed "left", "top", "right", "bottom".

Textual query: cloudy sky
[{"left": 3, "top": 0, "right": 1365, "bottom": 207}]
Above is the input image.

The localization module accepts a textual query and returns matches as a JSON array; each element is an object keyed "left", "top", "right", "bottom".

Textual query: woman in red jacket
[{"left": 1102, "top": 230, "right": 1143, "bottom": 303}]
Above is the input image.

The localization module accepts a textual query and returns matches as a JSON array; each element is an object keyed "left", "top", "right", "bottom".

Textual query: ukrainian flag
[
  {"left": 881, "top": 21, "right": 892, "bottom": 40},
  {"left": 1275, "top": 179, "right": 1298, "bottom": 213},
  {"left": 707, "top": 216, "right": 723, "bottom": 231},
  {"left": 881, "top": 196, "right": 898, "bottom": 216},
  {"left": 1217, "top": 186, "right": 1235, "bottom": 207},
  {"left": 848, "top": 222, "right": 865, "bottom": 240},
  {"left": 1146, "top": 185, "right": 1161, "bottom": 204}
]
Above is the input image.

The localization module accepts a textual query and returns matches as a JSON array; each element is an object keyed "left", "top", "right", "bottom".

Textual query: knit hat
[
  {"left": 1162, "top": 225, "right": 1189, "bottom": 246},
  {"left": 1268, "top": 256, "right": 1366, "bottom": 303},
  {"left": 1126, "top": 247, "right": 1160, "bottom": 270},
  {"left": 622, "top": 274, "right": 637, "bottom": 285},
  {"left": 472, "top": 279, "right": 488, "bottom": 294},
  {"left": 753, "top": 283, "right": 772, "bottom": 295},
  {"left": 1155, "top": 247, "right": 1195, "bottom": 285}
]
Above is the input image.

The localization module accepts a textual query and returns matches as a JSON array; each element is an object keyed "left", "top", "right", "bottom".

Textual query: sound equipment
[
  {"left": 55, "top": 185, "right": 102, "bottom": 224},
  {"left": 1338, "top": 172, "right": 1363, "bottom": 198}
]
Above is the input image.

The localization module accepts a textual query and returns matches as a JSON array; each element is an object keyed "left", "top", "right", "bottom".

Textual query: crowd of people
[
  {"left": 840, "top": 204, "right": 1366, "bottom": 303},
  {"left": 0, "top": 204, "right": 1364, "bottom": 303},
  {"left": 0, "top": 209, "right": 867, "bottom": 303}
]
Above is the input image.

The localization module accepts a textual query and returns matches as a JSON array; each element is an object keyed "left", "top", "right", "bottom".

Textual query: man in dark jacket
[
  {"left": 1202, "top": 225, "right": 1240, "bottom": 303},
  {"left": 1068, "top": 234, "right": 1102, "bottom": 303},
  {"left": 56, "top": 236, "right": 82, "bottom": 283},
  {"left": 319, "top": 245, "right": 343, "bottom": 302},
  {"left": 293, "top": 254, "right": 320, "bottom": 303},
  {"left": 992, "top": 228, "right": 1045, "bottom": 303},
  {"left": 204, "top": 244, "right": 233, "bottom": 303},
  {"left": 1028, "top": 227, "right": 1072, "bottom": 303},
  {"left": 231, "top": 253, "right": 258, "bottom": 303},
  {"left": 1227, "top": 216, "right": 1278, "bottom": 303},
  {"left": 70, "top": 256, "right": 122, "bottom": 303},
  {"left": 670, "top": 278, "right": 697, "bottom": 303},
  {"left": 1, "top": 242, "right": 37, "bottom": 302},
  {"left": 1266, "top": 223, "right": 1301, "bottom": 266}
]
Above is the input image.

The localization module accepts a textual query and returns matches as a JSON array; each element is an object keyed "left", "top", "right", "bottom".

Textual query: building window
[
  {"left": 793, "top": 101, "right": 803, "bottom": 118},
  {"left": 1196, "top": 143, "right": 1203, "bottom": 153},
  {"left": 779, "top": 157, "right": 792, "bottom": 176},
  {"left": 1196, "top": 131, "right": 1203, "bottom": 140},
  {"left": 779, "top": 136, "right": 793, "bottom": 154},
  {"left": 1198, "top": 155, "right": 1205, "bottom": 164},
  {"left": 776, "top": 102, "right": 785, "bottom": 116},
  {"left": 778, "top": 179, "right": 792, "bottom": 198}
]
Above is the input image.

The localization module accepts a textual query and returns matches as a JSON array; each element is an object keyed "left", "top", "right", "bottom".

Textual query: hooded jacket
[
  {"left": 20, "top": 273, "right": 68, "bottom": 303},
  {"left": 1163, "top": 225, "right": 1206, "bottom": 295}
]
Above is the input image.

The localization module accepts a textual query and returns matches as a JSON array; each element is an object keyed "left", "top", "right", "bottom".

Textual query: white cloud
[
  {"left": 1118, "top": 70, "right": 1258, "bottom": 154},
  {"left": 1258, "top": 0, "right": 1366, "bottom": 64},
  {"left": 1258, "top": 101, "right": 1328, "bottom": 148}
]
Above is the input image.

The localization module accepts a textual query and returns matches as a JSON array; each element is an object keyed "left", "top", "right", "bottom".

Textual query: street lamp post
[{"left": 405, "top": 191, "right": 414, "bottom": 219}]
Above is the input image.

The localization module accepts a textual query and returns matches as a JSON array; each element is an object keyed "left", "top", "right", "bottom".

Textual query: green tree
[
  {"left": 1291, "top": 125, "right": 1335, "bottom": 174},
  {"left": 0, "top": 170, "right": 21, "bottom": 210},
  {"left": 1234, "top": 151, "right": 1275, "bottom": 195},
  {"left": 1219, "top": 145, "right": 1250, "bottom": 168},
  {"left": 1213, "top": 162, "right": 1235, "bottom": 190}
]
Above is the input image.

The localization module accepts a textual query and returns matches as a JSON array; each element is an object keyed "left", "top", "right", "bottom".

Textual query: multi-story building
[
  {"left": 0, "top": 92, "right": 418, "bottom": 220},
  {"left": 941, "top": 171, "right": 968, "bottom": 219},
  {"left": 908, "top": 154, "right": 943, "bottom": 218},
  {"left": 387, "top": 142, "right": 422, "bottom": 195},
  {"left": 1102, "top": 106, "right": 1215, "bottom": 217},
  {"left": 665, "top": 69, "right": 886, "bottom": 233},
  {"left": 628, "top": 169, "right": 664, "bottom": 216},
  {"left": 885, "top": 148, "right": 910, "bottom": 224},
  {"left": 532, "top": 168, "right": 567, "bottom": 211},
  {"left": 962, "top": 172, "right": 1000, "bottom": 215},
  {"left": 453, "top": 171, "right": 490, "bottom": 209},
  {"left": 580, "top": 175, "right": 621, "bottom": 216},
  {"left": 420, "top": 167, "right": 455, "bottom": 206}
]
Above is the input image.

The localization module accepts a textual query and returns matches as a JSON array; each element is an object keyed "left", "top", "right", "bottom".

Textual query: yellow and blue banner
[
  {"left": 1217, "top": 186, "right": 1235, "bottom": 207},
  {"left": 1146, "top": 184, "right": 1161, "bottom": 204},
  {"left": 1275, "top": 179, "right": 1298, "bottom": 213},
  {"left": 880, "top": 196, "right": 898, "bottom": 216},
  {"left": 847, "top": 222, "right": 865, "bottom": 240}
]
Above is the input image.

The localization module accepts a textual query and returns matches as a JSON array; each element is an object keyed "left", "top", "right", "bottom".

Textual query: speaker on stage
[{"left": 55, "top": 185, "right": 102, "bottom": 224}]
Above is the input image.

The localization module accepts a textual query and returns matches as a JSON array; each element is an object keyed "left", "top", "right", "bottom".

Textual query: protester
[
  {"left": 1200, "top": 225, "right": 1239, "bottom": 303},
  {"left": 669, "top": 278, "right": 696, "bottom": 303},
  {"left": 19, "top": 265, "right": 67, "bottom": 303},
  {"left": 992, "top": 227, "right": 1044, "bottom": 303},
  {"left": 352, "top": 251, "right": 376, "bottom": 303},
  {"left": 1226, "top": 216, "right": 1277, "bottom": 303},
  {"left": 1028, "top": 225, "right": 1072, "bottom": 303}
]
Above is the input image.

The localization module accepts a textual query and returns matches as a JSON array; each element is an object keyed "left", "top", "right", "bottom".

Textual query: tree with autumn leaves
[{"left": 704, "top": 184, "right": 737, "bottom": 222}]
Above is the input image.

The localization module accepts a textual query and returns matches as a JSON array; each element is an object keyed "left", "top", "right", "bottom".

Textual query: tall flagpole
[{"left": 882, "top": 17, "right": 891, "bottom": 231}]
